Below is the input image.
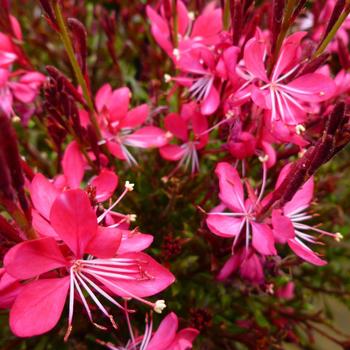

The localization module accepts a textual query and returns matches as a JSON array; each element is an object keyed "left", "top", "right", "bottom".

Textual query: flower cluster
[{"left": 1, "top": 0, "right": 350, "bottom": 348}]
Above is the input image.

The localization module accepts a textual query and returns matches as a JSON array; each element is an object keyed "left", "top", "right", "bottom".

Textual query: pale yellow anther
[
  {"left": 173, "top": 48, "right": 180, "bottom": 60},
  {"left": 154, "top": 300, "right": 166, "bottom": 314},
  {"left": 225, "top": 110, "right": 234, "bottom": 119},
  {"left": 266, "top": 283, "right": 274, "bottom": 295},
  {"left": 12, "top": 116, "right": 21, "bottom": 123},
  {"left": 199, "top": 59, "right": 204, "bottom": 65},
  {"left": 165, "top": 131, "right": 173, "bottom": 139},
  {"left": 319, "top": 91, "right": 325, "bottom": 96},
  {"left": 164, "top": 74, "right": 172, "bottom": 83},
  {"left": 125, "top": 181, "right": 135, "bottom": 192},
  {"left": 295, "top": 124, "right": 306, "bottom": 135},
  {"left": 128, "top": 214, "right": 137, "bottom": 222},
  {"left": 335, "top": 232, "right": 343, "bottom": 242},
  {"left": 188, "top": 11, "right": 195, "bottom": 20},
  {"left": 258, "top": 154, "right": 269, "bottom": 163}
]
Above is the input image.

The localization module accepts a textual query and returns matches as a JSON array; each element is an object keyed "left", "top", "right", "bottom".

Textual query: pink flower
[
  {"left": 234, "top": 31, "right": 335, "bottom": 125},
  {"left": 160, "top": 102, "right": 208, "bottom": 173},
  {"left": 4, "top": 189, "right": 175, "bottom": 337},
  {"left": 98, "top": 312, "right": 199, "bottom": 350},
  {"left": 0, "top": 68, "right": 45, "bottom": 117},
  {"left": 206, "top": 162, "right": 276, "bottom": 256},
  {"left": 217, "top": 247, "right": 265, "bottom": 284},
  {"left": 80, "top": 84, "right": 167, "bottom": 165},
  {"left": 146, "top": 1, "right": 222, "bottom": 61},
  {"left": 272, "top": 164, "right": 341, "bottom": 266}
]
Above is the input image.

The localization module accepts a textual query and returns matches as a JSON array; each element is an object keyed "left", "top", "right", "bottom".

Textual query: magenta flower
[
  {"left": 206, "top": 162, "right": 276, "bottom": 256},
  {"left": 160, "top": 102, "right": 208, "bottom": 174},
  {"left": 80, "top": 84, "right": 168, "bottom": 165},
  {"left": 234, "top": 31, "right": 335, "bottom": 125},
  {"left": 217, "top": 247, "right": 265, "bottom": 284},
  {"left": 272, "top": 165, "right": 341, "bottom": 266},
  {"left": 98, "top": 312, "right": 199, "bottom": 350},
  {"left": 146, "top": 1, "right": 222, "bottom": 62},
  {"left": 4, "top": 189, "right": 175, "bottom": 337}
]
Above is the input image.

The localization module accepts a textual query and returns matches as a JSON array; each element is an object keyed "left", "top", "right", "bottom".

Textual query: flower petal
[
  {"left": 244, "top": 37, "right": 268, "bottom": 82},
  {"left": 288, "top": 239, "right": 327, "bottom": 266},
  {"left": 62, "top": 141, "right": 86, "bottom": 189},
  {"left": 30, "top": 173, "right": 59, "bottom": 220},
  {"left": 215, "top": 162, "right": 244, "bottom": 211},
  {"left": 4, "top": 237, "right": 67, "bottom": 280},
  {"left": 90, "top": 169, "right": 119, "bottom": 202},
  {"left": 148, "top": 312, "right": 178, "bottom": 349},
  {"left": 124, "top": 127, "right": 168, "bottom": 148},
  {"left": 50, "top": 189, "right": 98, "bottom": 258},
  {"left": 164, "top": 113, "right": 188, "bottom": 141},
  {"left": 9, "top": 277, "right": 69, "bottom": 337},
  {"left": 108, "top": 87, "right": 131, "bottom": 121},
  {"left": 120, "top": 104, "right": 149, "bottom": 129},
  {"left": 160, "top": 144, "right": 187, "bottom": 161},
  {"left": 96, "top": 252, "right": 175, "bottom": 298},
  {"left": 272, "top": 210, "right": 295, "bottom": 243},
  {"left": 206, "top": 215, "right": 243, "bottom": 238},
  {"left": 251, "top": 222, "right": 277, "bottom": 255},
  {"left": 86, "top": 226, "right": 122, "bottom": 258}
]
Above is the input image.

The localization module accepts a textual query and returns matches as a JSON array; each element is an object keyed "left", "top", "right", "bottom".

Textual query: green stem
[
  {"left": 313, "top": 4, "right": 350, "bottom": 59},
  {"left": 269, "top": 0, "right": 297, "bottom": 74},
  {"left": 52, "top": 1, "right": 101, "bottom": 139}
]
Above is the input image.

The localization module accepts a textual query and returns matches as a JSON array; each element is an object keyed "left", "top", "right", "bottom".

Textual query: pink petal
[
  {"left": 97, "top": 252, "right": 175, "bottom": 298},
  {"left": 217, "top": 254, "right": 240, "bottom": 280},
  {"left": 288, "top": 239, "right": 327, "bottom": 266},
  {"left": 170, "top": 328, "right": 200, "bottom": 350},
  {"left": 206, "top": 215, "right": 244, "bottom": 238},
  {"left": 86, "top": 226, "right": 122, "bottom": 258},
  {"left": 108, "top": 87, "right": 131, "bottom": 121},
  {"left": 272, "top": 210, "right": 295, "bottom": 244},
  {"left": 191, "top": 8, "right": 222, "bottom": 42},
  {"left": 124, "top": 126, "right": 168, "bottom": 148},
  {"left": 4, "top": 237, "right": 67, "bottom": 280},
  {"left": 10, "top": 277, "right": 69, "bottom": 337},
  {"left": 215, "top": 162, "right": 244, "bottom": 211},
  {"left": 107, "top": 140, "right": 126, "bottom": 160},
  {"left": 62, "top": 141, "right": 86, "bottom": 189},
  {"left": 118, "top": 231, "right": 154, "bottom": 253},
  {"left": 95, "top": 83, "right": 112, "bottom": 112},
  {"left": 201, "top": 85, "right": 220, "bottom": 115},
  {"left": 32, "top": 210, "right": 57, "bottom": 238},
  {"left": 30, "top": 173, "right": 59, "bottom": 220},
  {"left": 240, "top": 252, "right": 264, "bottom": 284},
  {"left": 160, "top": 144, "right": 187, "bottom": 161},
  {"left": 90, "top": 169, "right": 119, "bottom": 202},
  {"left": 50, "top": 189, "right": 98, "bottom": 258},
  {"left": 285, "top": 73, "right": 335, "bottom": 102},
  {"left": 244, "top": 37, "right": 268, "bottom": 82},
  {"left": 272, "top": 32, "right": 307, "bottom": 80},
  {"left": 0, "top": 270, "right": 23, "bottom": 309},
  {"left": 251, "top": 222, "right": 277, "bottom": 255},
  {"left": 148, "top": 312, "right": 178, "bottom": 349},
  {"left": 164, "top": 113, "right": 188, "bottom": 141},
  {"left": 177, "top": 1, "right": 190, "bottom": 36},
  {"left": 284, "top": 177, "right": 314, "bottom": 215},
  {"left": 223, "top": 46, "right": 240, "bottom": 83},
  {"left": 120, "top": 104, "right": 149, "bottom": 129}
]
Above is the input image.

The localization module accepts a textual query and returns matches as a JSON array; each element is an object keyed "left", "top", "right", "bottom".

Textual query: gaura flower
[
  {"left": 80, "top": 84, "right": 168, "bottom": 165},
  {"left": 160, "top": 102, "right": 208, "bottom": 174},
  {"left": 206, "top": 162, "right": 276, "bottom": 256},
  {"left": 233, "top": 31, "right": 335, "bottom": 125},
  {"left": 4, "top": 189, "right": 175, "bottom": 338},
  {"left": 272, "top": 164, "right": 342, "bottom": 266},
  {"left": 98, "top": 312, "right": 199, "bottom": 350}
]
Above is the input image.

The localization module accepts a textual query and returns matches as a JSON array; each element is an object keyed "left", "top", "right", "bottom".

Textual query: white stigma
[
  {"left": 335, "top": 232, "right": 343, "bottom": 242},
  {"left": 258, "top": 154, "right": 269, "bottom": 163},
  {"left": 164, "top": 74, "right": 172, "bottom": 83},
  {"left": 125, "top": 181, "right": 135, "bottom": 192},
  {"left": 173, "top": 48, "right": 180, "bottom": 60},
  {"left": 295, "top": 124, "right": 306, "bottom": 135},
  {"left": 153, "top": 300, "right": 166, "bottom": 314}
]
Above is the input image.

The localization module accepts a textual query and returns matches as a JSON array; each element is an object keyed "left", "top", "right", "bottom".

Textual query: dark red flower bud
[
  {"left": 321, "top": 0, "right": 345, "bottom": 44},
  {"left": 67, "top": 18, "right": 88, "bottom": 76}
]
